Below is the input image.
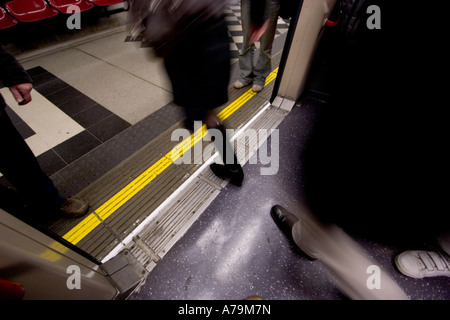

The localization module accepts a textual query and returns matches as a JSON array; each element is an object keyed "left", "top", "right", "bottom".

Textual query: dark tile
[
  {"left": 229, "top": 30, "right": 243, "bottom": 37},
  {"left": 87, "top": 114, "right": 130, "bottom": 142},
  {"left": 44, "top": 85, "right": 84, "bottom": 107},
  {"left": 57, "top": 144, "right": 124, "bottom": 193},
  {"left": 30, "top": 70, "right": 57, "bottom": 87},
  {"left": 225, "top": 21, "right": 241, "bottom": 26},
  {"left": 36, "top": 149, "right": 67, "bottom": 176},
  {"left": 49, "top": 173, "right": 75, "bottom": 200},
  {"left": 71, "top": 103, "right": 112, "bottom": 128},
  {"left": 53, "top": 130, "right": 101, "bottom": 164},
  {"left": 12, "top": 121, "right": 35, "bottom": 140},
  {"left": 4, "top": 106, "right": 22, "bottom": 125},
  {"left": 4, "top": 107, "right": 35, "bottom": 139},
  {"left": 25, "top": 66, "right": 48, "bottom": 78},
  {"left": 103, "top": 103, "right": 184, "bottom": 156},
  {"left": 34, "top": 78, "right": 69, "bottom": 96},
  {"left": 57, "top": 93, "right": 99, "bottom": 117}
]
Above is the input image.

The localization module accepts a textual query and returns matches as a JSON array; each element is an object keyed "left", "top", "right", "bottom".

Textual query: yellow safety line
[{"left": 63, "top": 68, "right": 279, "bottom": 245}]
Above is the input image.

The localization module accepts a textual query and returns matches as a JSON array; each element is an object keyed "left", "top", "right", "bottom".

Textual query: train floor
[
  {"left": 0, "top": 1, "right": 448, "bottom": 300},
  {"left": 128, "top": 100, "right": 450, "bottom": 300}
]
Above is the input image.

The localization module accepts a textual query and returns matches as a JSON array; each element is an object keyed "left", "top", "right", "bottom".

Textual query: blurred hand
[
  {"left": 249, "top": 20, "right": 269, "bottom": 44},
  {"left": 9, "top": 83, "right": 33, "bottom": 105}
]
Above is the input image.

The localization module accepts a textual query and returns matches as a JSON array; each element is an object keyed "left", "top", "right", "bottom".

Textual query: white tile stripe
[{"left": 0, "top": 87, "right": 84, "bottom": 157}]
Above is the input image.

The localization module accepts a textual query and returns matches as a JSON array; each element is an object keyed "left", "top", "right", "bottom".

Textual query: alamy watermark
[
  {"left": 366, "top": 5, "right": 381, "bottom": 30},
  {"left": 366, "top": 265, "right": 381, "bottom": 290},
  {"left": 65, "top": 3, "right": 382, "bottom": 31},
  {"left": 170, "top": 121, "right": 279, "bottom": 176},
  {"left": 66, "top": 5, "right": 81, "bottom": 30},
  {"left": 66, "top": 265, "right": 81, "bottom": 290}
]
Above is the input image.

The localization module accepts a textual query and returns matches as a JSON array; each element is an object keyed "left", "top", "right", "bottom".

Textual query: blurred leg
[
  {"left": 254, "top": 0, "right": 280, "bottom": 85},
  {"left": 238, "top": 0, "right": 256, "bottom": 84},
  {"left": 291, "top": 209, "right": 408, "bottom": 300},
  {"left": 0, "top": 109, "right": 63, "bottom": 215}
]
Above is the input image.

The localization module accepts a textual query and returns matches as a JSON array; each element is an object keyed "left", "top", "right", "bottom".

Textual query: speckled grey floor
[{"left": 129, "top": 100, "right": 450, "bottom": 300}]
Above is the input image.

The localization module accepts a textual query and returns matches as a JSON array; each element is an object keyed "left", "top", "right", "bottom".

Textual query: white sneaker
[
  {"left": 233, "top": 79, "right": 248, "bottom": 89},
  {"left": 395, "top": 250, "right": 450, "bottom": 279},
  {"left": 252, "top": 83, "right": 264, "bottom": 92}
]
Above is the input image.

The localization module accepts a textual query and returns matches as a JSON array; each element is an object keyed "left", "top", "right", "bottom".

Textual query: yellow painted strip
[
  {"left": 63, "top": 68, "right": 278, "bottom": 245},
  {"left": 218, "top": 90, "right": 256, "bottom": 121},
  {"left": 64, "top": 157, "right": 173, "bottom": 244}
]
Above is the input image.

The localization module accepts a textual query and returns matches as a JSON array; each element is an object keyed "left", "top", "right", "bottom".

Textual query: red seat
[
  {"left": 0, "top": 6, "right": 18, "bottom": 29},
  {"left": 5, "top": 0, "right": 59, "bottom": 22},
  {"left": 47, "top": 0, "right": 94, "bottom": 13},
  {"left": 88, "top": 0, "right": 123, "bottom": 6}
]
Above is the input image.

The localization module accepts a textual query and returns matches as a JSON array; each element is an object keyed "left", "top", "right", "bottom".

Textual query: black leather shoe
[
  {"left": 210, "top": 163, "right": 244, "bottom": 187},
  {"left": 270, "top": 205, "right": 298, "bottom": 240},
  {"left": 271, "top": 205, "right": 317, "bottom": 260}
]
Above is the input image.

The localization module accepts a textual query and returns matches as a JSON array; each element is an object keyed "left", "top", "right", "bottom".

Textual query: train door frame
[{"left": 272, "top": 0, "right": 338, "bottom": 106}]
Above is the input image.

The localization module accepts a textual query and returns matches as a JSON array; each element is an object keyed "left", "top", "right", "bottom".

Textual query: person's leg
[
  {"left": 253, "top": 0, "right": 280, "bottom": 89},
  {"left": 272, "top": 204, "right": 408, "bottom": 299},
  {"left": 235, "top": 0, "right": 256, "bottom": 87},
  {"left": 0, "top": 109, "right": 88, "bottom": 219},
  {"left": 204, "top": 112, "right": 244, "bottom": 187},
  {"left": 292, "top": 211, "right": 407, "bottom": 299},
  {"left": 0, "top": 109, "right": 63, "bottom": 214},
  {"left": 0, "top": 184, "right": 25, "bottom": 216}
]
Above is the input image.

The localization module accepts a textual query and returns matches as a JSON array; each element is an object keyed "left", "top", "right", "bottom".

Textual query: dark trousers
[
  {"left": 163, "top": 17, "right": 230, "bottom": 123},
  {"left": 0, "top": 108, "right": 63, "bottom": 216}
]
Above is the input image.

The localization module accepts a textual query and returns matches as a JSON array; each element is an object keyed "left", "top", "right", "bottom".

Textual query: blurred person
[
  {"left": 130, "top": 0, "right": 244, "bottom": 186},
  {"left": 163, "top": 13, "right": 245, "bottom": 186},
  {"left": 233, "top": 0, "right": 280, "bottom": 93},
  {"left": 0, "top": 46, "right": 89, "bottom": 221},
  {"left": 270, "top": 0, "right": 447, "bottom": 299}
]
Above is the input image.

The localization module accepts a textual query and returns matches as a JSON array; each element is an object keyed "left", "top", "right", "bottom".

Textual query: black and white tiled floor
[{"left": 0, "top": 66, "right": 130, "bottom": 188}]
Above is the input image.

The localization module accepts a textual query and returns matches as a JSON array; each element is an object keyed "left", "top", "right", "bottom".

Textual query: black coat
[{"left": 163, "top": 16, "right": 230, "bottom": 119}]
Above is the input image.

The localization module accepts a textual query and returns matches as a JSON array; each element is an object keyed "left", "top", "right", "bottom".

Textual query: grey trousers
[{"left": 238, "top": 0, "right": 280, "bottom": 85}]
